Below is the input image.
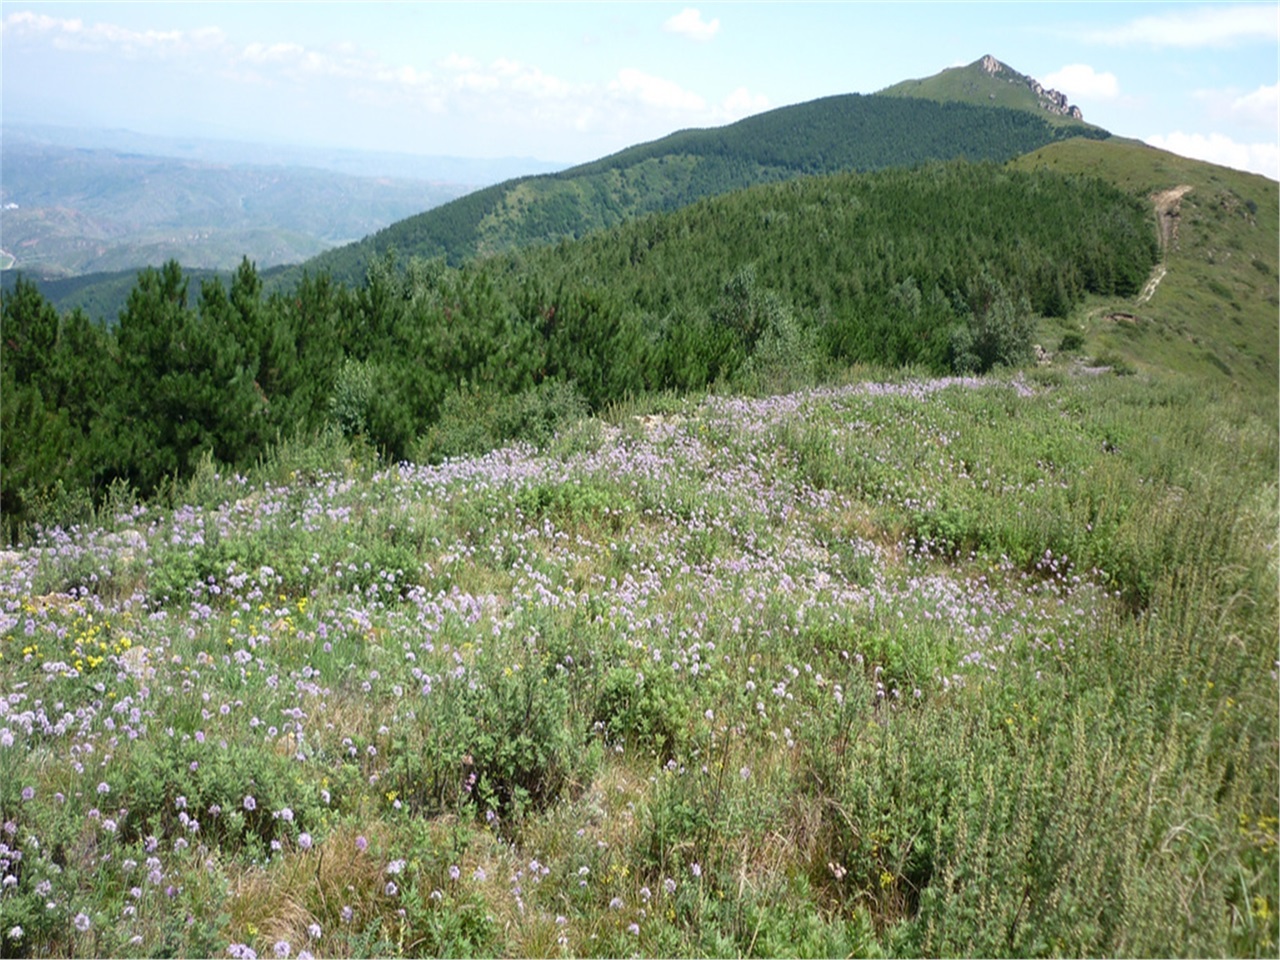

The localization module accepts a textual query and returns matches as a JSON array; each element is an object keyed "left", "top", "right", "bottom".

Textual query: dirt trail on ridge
[
  {"left": 1138, "top": 184, "right": 1193, "bottom": 305},
  {"left": 1153, "top": 184, "right": 1193, "bottom": 256}
]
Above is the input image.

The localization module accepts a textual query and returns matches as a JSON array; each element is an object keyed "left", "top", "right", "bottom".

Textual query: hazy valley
[{"left": 0, "top": 123, "right": 566, "bottom": 278}]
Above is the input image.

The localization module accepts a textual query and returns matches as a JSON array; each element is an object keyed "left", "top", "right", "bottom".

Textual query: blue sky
[{"left": 3, "top": 2, "right": 1277, "bottom": 178}]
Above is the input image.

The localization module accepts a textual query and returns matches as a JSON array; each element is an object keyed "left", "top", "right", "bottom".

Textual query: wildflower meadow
[{"left": 1, "top": 369, "right": 1275, "bottom": 958}]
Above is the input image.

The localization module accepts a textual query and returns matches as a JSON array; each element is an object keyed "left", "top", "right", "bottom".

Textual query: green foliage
[
  {"left": 535, "top": 283, "right": 646, "bottom": 411},
  {"left": 950, "top": 271, "right": 1035, "bottom": 373},
  {"left": 296, "top": 93, "right": 1110, "bottom": 285},
  {"left": 594, "top": 664, "right": 691, "bottom": 761},
  {"left": 114, "top": 733, "right": 328, "bottom": 858},
  {"left": 328, "top": 357, "right": 378, "bottom": 438},
  {"left": 385, "top": 628, "right": 600, "bottom": 823},
  {"left": 1058, "top": 331, "right": 1085, "bottom": 352},
  {"left": 711, "top": 264, "right": 783, "bottom": 350},
  {"left": 1, "top": 276, "right": 116, "bottom": 530}
]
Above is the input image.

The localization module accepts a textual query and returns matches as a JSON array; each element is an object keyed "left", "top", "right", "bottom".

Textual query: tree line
[{"left": 2, "top": 160, "right": 1156, "bottom": 535}]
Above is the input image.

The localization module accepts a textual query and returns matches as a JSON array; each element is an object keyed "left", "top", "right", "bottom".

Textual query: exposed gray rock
[{"left": 978, "top": 55, "right": 1085, "bottom": 121}]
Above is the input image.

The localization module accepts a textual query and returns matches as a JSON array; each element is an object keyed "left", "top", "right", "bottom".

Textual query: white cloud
[
  {"left": 1182, "top": 83, "right": 1274, "bottom": 133},
  {"left": 609, "top": 68, "right": 706, "bottom": 112},
  {"left": 1042, "top": 64, "right": 1120, "bottom": 100},
  {"left": 3, "top": 10, "right": 223, "bottom": 56},
  {"left": 663, "top": 8, "right": 721, "bottom": 42},
  {"left": 1, "top": 8, "right": 756, "bottom": 159},
  {"left": 720, "top": 87, "right": 770, "bottom": 120},
  {"left": 1232, "top": 83, "right": 1280, "bottom": 128},
  {"left": 1191, "top": 82, "right": 1279, "bottom": 130},
  {"left": 441, "top": 53, "right": 480, "bottom": 72},
  {"left": 1146, "top": 131, "right": 1279, "bottom": 180},
  {"left": 242, "top": 42, "right": 305, "bottom": 64},
  {"left": 1087, "top": 4, "right": 1278, "bottom": 48}
]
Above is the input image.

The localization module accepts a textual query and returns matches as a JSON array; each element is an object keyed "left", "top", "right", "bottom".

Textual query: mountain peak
[
  {"left": 879, "top": 56, "right": 1087, "bottom": 124},
  {"left": 978, "top": 54, "right": 1010, "bottom": 76}
]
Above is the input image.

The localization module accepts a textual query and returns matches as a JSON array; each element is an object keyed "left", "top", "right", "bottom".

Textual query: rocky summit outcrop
[{"left": 980, "top": 54, "right": 1084, "bottom": 121}]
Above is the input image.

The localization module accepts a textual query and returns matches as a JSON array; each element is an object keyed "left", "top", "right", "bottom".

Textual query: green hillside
[
  {"left": 879, "top": 54, "right": 1099, "bottom": 130},
  {"left": 2, "top": 55, "right": 1276, "bottom": 960},
  {"left": 1010, "top": 137, "right": 1279, "bottom": 396},
  {"left": 285, "top": 92, "right": 1109, "bottom": 288},
  {"left": 1, "top": 160, "right": 1154, "bottom": 527}
]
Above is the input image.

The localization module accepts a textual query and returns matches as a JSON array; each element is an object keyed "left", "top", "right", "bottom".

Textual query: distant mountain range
[
  {"left": 2, "top": 122, "right": 568, "bottom": 182},
  {"left": 0, "top": 123, "right": 566, "bottom": 278}
]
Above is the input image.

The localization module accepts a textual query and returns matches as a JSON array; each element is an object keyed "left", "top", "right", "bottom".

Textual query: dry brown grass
[{"left": 225, "top": 820, "right": 395, "bottom": 957}]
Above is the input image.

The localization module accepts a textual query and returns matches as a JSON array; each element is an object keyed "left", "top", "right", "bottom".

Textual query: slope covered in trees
[
  {"left": 285, "top": 93, "right": 1110, "bottom": 287},
  {"left": 2, "top": 160, "right": 1155, "bottom": 533}
]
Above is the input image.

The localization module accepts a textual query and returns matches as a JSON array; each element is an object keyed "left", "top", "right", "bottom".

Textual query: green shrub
[
  {"left": 1058, "top": 331, "right": 1085, "bottom": 352},
  {"left": 950, "top": 271, "right": 1035, "bottom": 373},
  {"left": 594, "top": 664, "right": 691, "bottom": 760},
  {"left": 388, "top": 642, "right": 598, "bottom": 822},
  {"left": 413, "top": 379, "right": 588, "bottom": 463}
]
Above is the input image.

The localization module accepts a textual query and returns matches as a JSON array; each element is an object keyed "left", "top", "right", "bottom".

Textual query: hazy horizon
[{"left": 2, "top": 2, "right": 1277, "bottom": 180}]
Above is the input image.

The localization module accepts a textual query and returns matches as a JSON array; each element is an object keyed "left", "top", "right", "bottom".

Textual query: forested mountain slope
[
  {"left": 286, "top": 91, "right": 1109, "bottom": 287},
  {"left": 2, "top": 160, "right": 1155, "bottom": 531},
  {"left": 9, "top": 58, "right": 1112, "bottom": 320}
]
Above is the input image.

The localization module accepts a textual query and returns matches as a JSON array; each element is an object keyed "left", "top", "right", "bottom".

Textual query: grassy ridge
[
  {"left": 1012, "top": 137, "right": 1279, "bottom": 396},
  {"left": 878, "top": 55, "right": 1096, "bottom": 129},
  {"left": 1, "top": 368, "right": 1274, "bottom": 957}
]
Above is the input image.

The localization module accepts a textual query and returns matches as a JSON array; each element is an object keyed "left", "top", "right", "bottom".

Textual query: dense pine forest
[
  {"left": 287, "top": 93, "right": 1107, "bottom": 284},
  {"left": 1, "top": 161, "right": 1156, "bottom": 535}
]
